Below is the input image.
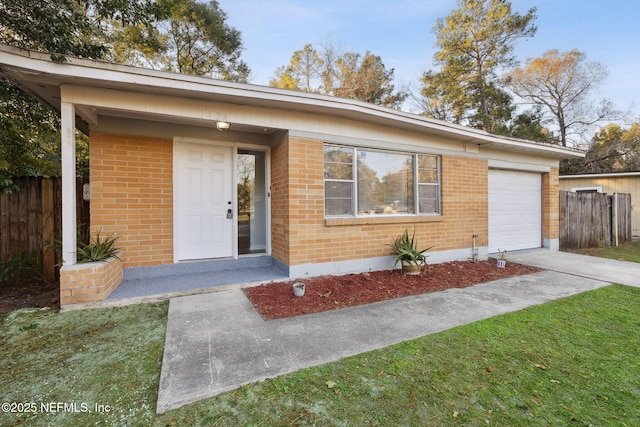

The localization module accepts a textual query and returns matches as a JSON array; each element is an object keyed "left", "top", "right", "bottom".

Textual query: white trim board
[{"left": 288, "top": 247, "right": 488, "bottom": 279}]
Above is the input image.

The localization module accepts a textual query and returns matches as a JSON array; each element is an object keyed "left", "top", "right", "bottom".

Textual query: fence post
[
  {"left": 41, "top": 178, "right": 56, "bottom": 282},
  {"left": 614, "top": 194, "right": 619, "bottom": 246}
]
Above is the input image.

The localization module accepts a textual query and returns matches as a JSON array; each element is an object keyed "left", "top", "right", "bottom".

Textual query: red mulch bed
[{"left": 244, "top": 261, "right": 540, "bottom": 320}]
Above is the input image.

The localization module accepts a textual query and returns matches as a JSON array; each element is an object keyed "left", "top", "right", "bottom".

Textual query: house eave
[
  {"left": 560, "top": 171, "right": 640, "bottom": 179},
  {"left": 0, "top": 44, "right": 584, "bottom": 160}
]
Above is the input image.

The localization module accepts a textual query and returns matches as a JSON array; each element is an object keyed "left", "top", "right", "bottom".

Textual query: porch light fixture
[{"left": 216, "top": 121, "right": 231, "bottom": 132}]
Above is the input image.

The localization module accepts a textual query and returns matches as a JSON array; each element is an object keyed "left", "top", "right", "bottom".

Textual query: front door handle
[{"left": 227, "top": 209, "right": 233, "bottom": 219}]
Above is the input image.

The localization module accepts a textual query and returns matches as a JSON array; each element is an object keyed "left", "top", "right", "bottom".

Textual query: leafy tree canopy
[
  {"left": 0, "top": 0, "right": 248, "bottom": 178},
  {"left": 505, "top": 49, "right": 620, "bottom": 146},
  {"left": 110, "top": 0, "right": 250, "bottom": 81},
  {"left": 0, "top": 0, "right": 168, "bottom": 61},
  {"left": 505, "top": 107, "right": 552, "bottom": 142},
  {"left": 0, "top": 0, "right": 170, "bottom": 177},
  {"left": 562, "top": 122, "right": 640, "bottom": 174},
  {"left": 421, "top": 0, "right": 537, "bottom": 133},
  {"left": 0, "top": 79, "right": 90, "bottom": 177},
  {"left": 270, "top": 44, "right": 406, "bottom": 109}
]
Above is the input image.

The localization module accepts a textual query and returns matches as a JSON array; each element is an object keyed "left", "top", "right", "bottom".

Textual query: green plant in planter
[
  {"left": 388, "top": 230, "right": 433, "bottom": 273},
  {"left": 77, "top": 230, "right": 121, "bottom": 263}
]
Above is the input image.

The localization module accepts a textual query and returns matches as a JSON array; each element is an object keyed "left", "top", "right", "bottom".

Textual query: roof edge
[
  {"left": 0, "top": 44, "right": 585, "bottom": 159},
  {"left": 560, "top": 171, "right": 640, "bottom": 179}
]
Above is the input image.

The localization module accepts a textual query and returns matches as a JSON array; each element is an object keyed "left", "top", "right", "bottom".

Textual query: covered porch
[{"left": 62, "top": 255, "right": 288, "bottom": 310}]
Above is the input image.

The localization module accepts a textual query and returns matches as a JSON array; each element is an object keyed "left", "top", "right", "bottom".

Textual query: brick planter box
[{"left": 60, "top": 255, "right": 123, "bottom": 306}]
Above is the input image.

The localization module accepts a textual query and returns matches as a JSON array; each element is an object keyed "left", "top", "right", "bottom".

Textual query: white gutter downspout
[{"left": 60, "top": 100, "right": 77, "bottom": 265}]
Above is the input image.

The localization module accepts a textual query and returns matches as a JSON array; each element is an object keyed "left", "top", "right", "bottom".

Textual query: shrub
[
  {"left": 77, "top": 230, "right": 120, "bottom": 263},
  {"left": 0, "top": 251, "right": 43, "bottom": 285}
]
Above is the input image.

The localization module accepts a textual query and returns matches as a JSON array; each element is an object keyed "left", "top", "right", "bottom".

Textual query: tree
[
  {"left": 0, "top": 0, "right": 167, "bottom": 62},
  {"left": 421, "top": 0, "right": 537, "bottom": 132},
  {"left": 0, "top": 79, "right": 61, "bottom": 176},
  {"left": 318, "top": 42, "right": 341, "bottom": 95},
  {"left": 419, "top": 67, "right": 468, "bottom": 123},
  {"left": 0, "top": 0, "right": 167, "bottom": 177},
  {"left": 0, "top": 79, "right": 91, "bottom": 177},
  {"left": 563, "top": 122, "right": 640, "bottom": 174},
  {"left": 107, "top": 21, "right": 170, "bottom": 70},
  {"left": 505, "top": 49, "right": 620, "bottom": 146},
  {"left": 163, "top": 0, "right": 249, "bottom": 81},
  {"left": 334, "top": 51, "right": 407, "bottom": 108},
  {"left": 468, "top": 81, "right": 515, "bottom": 135},
  {"left": 505, "top": 107, "right": 552, "bottom": 142},
  {"left": 0, "top": 0, "right": 249, "bottom": 178},
  {"left": 270, "top": 44, "right": 406, "bottom": 108},
  {"left": 269, "top": 44, "right": 323, "bottom": 92},
  {"left": 109, "top": 0, "right": 249, "bottom": 81}
]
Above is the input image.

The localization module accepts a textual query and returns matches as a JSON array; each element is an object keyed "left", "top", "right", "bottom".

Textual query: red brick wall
[
  {"left": 90, "top": 133, "right": 173, "bottom": 268},
  {"left": 88, "top": 131, "right": 555, "bottom": 271},
  {"left": 543, "top": 167, "right": 560, "bottom": 240},
  {"left": 274, "top": 136, "right": 489, "bottom": 267},
  {"left": 270, "top": 137, "right": 290, "bottom": 265},
  {"left": 60, "top": 256, "right": 123, "bottom": 305}
]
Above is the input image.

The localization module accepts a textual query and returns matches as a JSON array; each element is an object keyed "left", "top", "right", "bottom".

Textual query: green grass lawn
[
  {"left": 1, "top": 285, "right": 639, "bottom": 426},
  {"left": 567, "top": 239, "right": 640, "bottom": 263}
]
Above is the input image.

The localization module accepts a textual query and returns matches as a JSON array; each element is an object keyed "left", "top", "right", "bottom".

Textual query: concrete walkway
[{"left": 156, "top": 251, "right": 640, "bottom": 413}]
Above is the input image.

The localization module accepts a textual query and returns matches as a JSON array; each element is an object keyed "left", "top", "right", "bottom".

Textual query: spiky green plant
[
  {"left": 388, "top": 229, "right": 433, "bottom": 269},
  {"left": 77, "top": 230, "right": 120, "bottom": 263}
]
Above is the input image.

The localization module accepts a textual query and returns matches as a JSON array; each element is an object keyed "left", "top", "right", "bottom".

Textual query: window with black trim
[{"left": 324, "top": 144, "right": 441, "bottom": 217}]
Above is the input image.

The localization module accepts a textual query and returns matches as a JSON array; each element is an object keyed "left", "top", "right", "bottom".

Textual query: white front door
[{"left": 175, "top": 142, "right": 233, "bottom": 261}]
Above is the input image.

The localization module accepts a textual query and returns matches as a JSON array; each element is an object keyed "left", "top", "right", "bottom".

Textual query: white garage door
[{"left": 488, "top": 169, "right": 542, "bottom": 253}]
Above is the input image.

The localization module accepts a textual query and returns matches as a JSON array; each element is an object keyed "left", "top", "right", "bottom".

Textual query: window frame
[
  {"left": 323, "top": 145, "right": 356, "bottom": 216},
  {"left": 323, "top": 144, "right": 441, "bottom": 218},
  {"left": 416, "top": 154, "right": 441, "bottom": 215}
]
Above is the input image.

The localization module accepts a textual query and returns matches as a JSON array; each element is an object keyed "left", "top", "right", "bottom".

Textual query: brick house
[{"left": 0, "top": 45, "right": 584, "bottom": 307}]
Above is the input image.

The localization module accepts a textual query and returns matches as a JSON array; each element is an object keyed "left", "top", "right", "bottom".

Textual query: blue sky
[{"left": 220, "top": 0, "right": 639, "bottom": 119}]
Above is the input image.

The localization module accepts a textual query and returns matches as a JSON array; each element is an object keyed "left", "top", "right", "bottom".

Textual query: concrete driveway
[
  {"left": 507, "top": 250, "right": 640, "bottom": 287},
  {"left": 156, "top": 251, "right": 639, "bottom": 413}
]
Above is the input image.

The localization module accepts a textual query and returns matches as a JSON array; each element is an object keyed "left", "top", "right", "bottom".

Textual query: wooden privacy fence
[
  {"left": 560, "top": 191, "right": 632, "bottom": 250},
  {"left": 0, "top": 177, "right": 89, "bottom": 282}
]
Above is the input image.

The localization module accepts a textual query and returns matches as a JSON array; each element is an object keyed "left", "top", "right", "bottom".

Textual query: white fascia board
[
  {"left": 560, "top": 172, "right": 640, "bottom": 179},
  {"left": 0, "top": 43, "right": 584, "bottom": 160}
]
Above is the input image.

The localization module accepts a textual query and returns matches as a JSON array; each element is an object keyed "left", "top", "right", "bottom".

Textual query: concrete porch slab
[{"left": 106, "top": 256, "right": 289, "bottom": 301}]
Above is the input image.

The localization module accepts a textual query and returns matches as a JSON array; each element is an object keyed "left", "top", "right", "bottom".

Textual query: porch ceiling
[{"left": 90, "top": 105, "right": 283, "bottom": 135}]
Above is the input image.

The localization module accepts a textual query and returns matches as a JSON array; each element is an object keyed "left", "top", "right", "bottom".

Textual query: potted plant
[
  {"left": 292, "top": 282, "right": 305, "bottom": 297},
  {"left": 496, "top": 249, "right": 507, "bottom": 268},
  {"left": 388, "top": 230, "right": 433, "bottom": 275}
]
